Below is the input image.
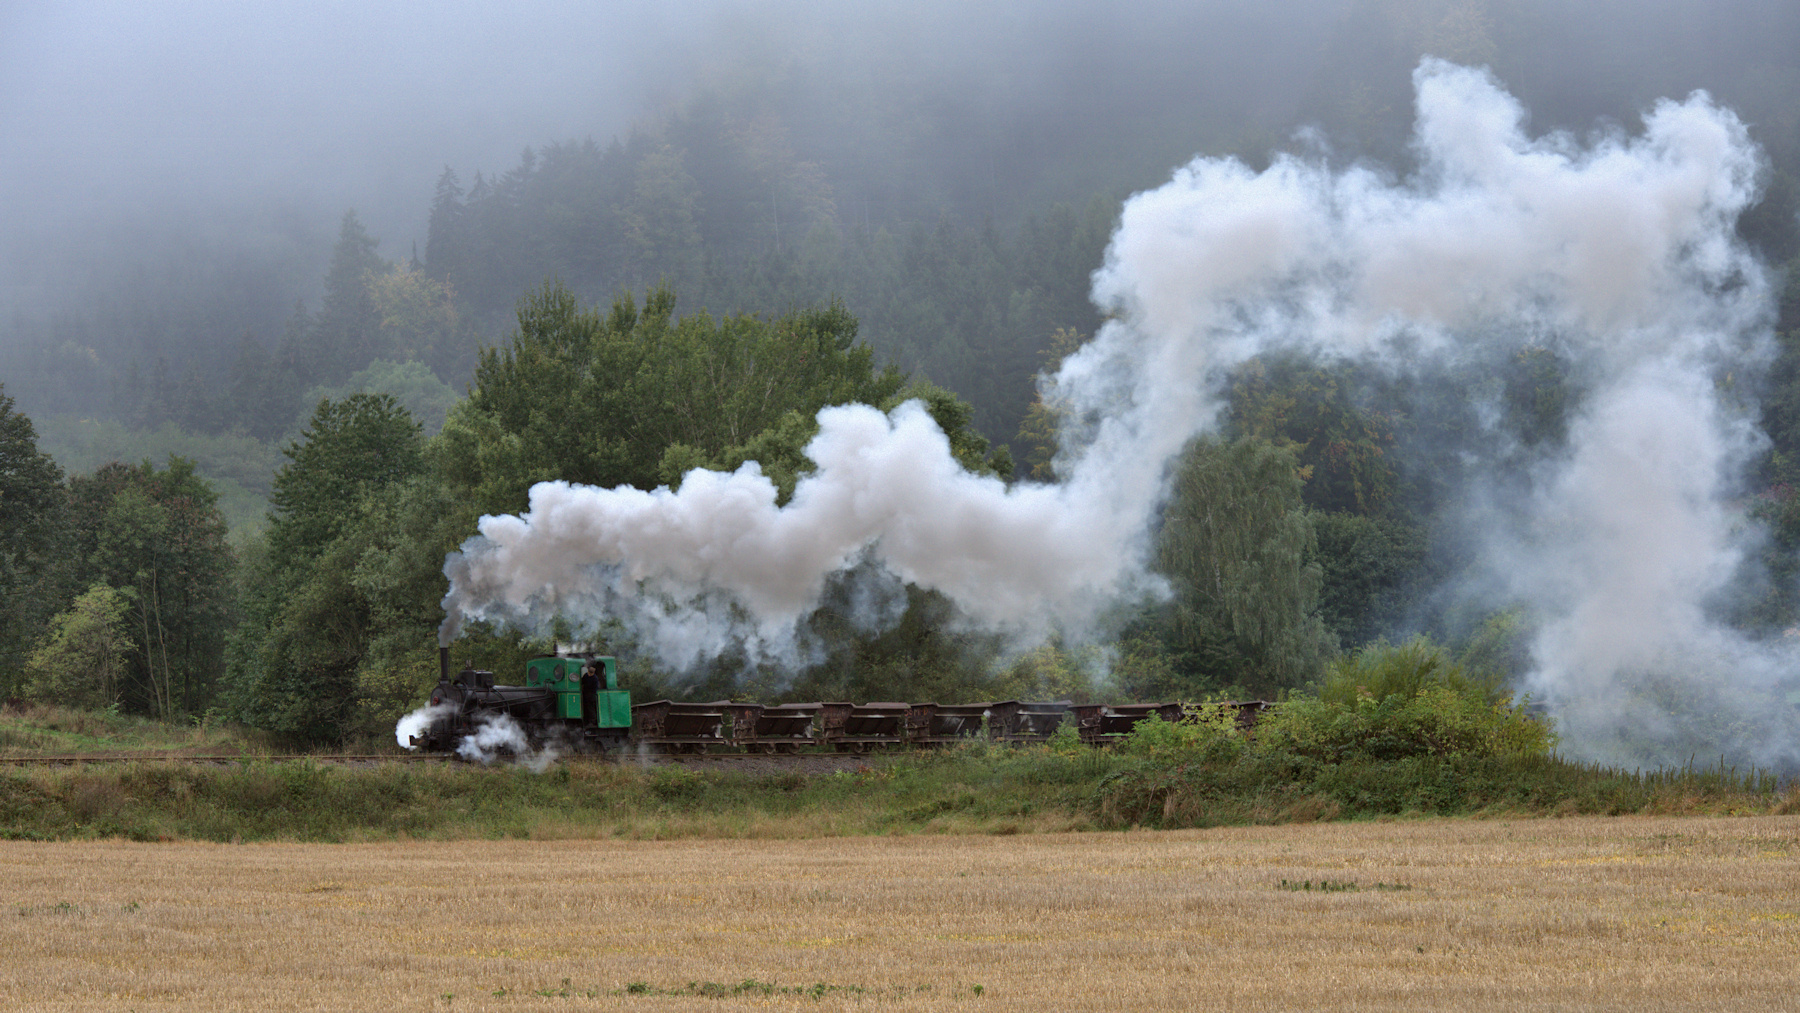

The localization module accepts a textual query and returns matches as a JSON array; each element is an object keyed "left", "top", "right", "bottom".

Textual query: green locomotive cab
[{"left": 524, "top": 654, "right": 632, "bottom": 732}]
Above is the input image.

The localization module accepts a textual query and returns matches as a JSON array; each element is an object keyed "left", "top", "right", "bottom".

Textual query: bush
[
  {"left": 1115, "top": 712, "right": 1243, "bottom": 762},
  {"left": 1257, "top": 637, "right": 1553, "bottom": 762},
  {"left": 24, "top": 585, "right": 132, "bottom": 711}
]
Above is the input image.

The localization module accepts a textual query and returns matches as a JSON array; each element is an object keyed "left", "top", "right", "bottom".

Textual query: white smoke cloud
[
  {"left": 441, "top": 399, "right": 1158, "bottom": 670},
  {"left": 440, "top": 60, "right": 1796, "bottom": 767}
]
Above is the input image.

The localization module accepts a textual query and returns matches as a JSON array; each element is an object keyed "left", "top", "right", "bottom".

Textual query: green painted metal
[
  {"left": 598, "top": 690, "right": 631, "bottom": 729},
  {"left": 525, "top": 656, "right": 631, "bottom": 728}
]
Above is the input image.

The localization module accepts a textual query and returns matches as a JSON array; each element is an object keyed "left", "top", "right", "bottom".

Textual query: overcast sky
[
  {"left": 0, "top": 0, "right": 1341, "bottom": 313},
  {"left": 0, "top": 1, "right": 753, "bottom": 266}
]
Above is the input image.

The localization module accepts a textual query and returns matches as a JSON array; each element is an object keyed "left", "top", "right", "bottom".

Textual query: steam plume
[
  {"left": 442, "top": 61, "right": 1795, "bottom": 767},
  {"left": 395, "top": 703, "right": 452, "bottom": 750}
]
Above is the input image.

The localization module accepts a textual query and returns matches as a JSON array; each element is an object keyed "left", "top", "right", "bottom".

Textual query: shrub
[
  {"left": 1116, "top": 711, "right": 1244, "bottom": 762},
  {"left": 1257, "top": 637, "right": 1553, "bottom": 762}
]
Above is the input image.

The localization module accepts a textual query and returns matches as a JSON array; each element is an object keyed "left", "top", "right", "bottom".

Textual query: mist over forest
[{"left": 4, "top": 0, "right": 1800, "bottom": 768}]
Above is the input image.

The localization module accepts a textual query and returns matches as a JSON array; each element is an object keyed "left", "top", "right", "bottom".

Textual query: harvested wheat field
[{"left": 2, "top": 816, "right": 1797, "bottom": 1012}]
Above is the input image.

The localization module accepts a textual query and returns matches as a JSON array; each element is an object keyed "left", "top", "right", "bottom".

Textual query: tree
[
  {"left": 25, "top": 584, "right": 131, "bottom": 710},
  {"left": 0, "top": 383, "right": 66, "bottom": 694},
  {"left": 424, "top": 166, "right": 466, "bottom": 283},
  {"left": 65, "top": 458, "right": 234, "bottom": 716},
  {"left": 0, "top": 381, "right": 64, "bottom": 570},
  {"left": 444, "top": 283, "right": 908, "bottom": 513},
  {"left": 301, "top": 361, "right": 460, "bottom": 439},
  {"left": 268, "top": 394, "right": 424, "bottom": 569},
  {"left": 621, "top": 145, "right": 704, "bottom": 289},
  {"left": 1228, "top": 356, "right": 1399, "bottom": 516},
  {"left": 1311, "top": 511, "right": 1427, "bottom": 648},
  {"left": 1014, "top": 326, "right": 1087, "bottom": 481},
  {"left": 1153, "top": 436, "right": 1334, "bottom": 695},
  {"left": 303, "top": 211, "right": 390, "bottom": 385},
  {"left": 364, "top": 264, "right": 474, "bottom": 378},
  {"left": 225, "top": 395, "right": 426, "bottom": 742}
]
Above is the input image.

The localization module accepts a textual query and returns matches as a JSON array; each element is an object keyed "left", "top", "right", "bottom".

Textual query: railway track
[
  {"left": 0, "top": 753, "right": 450, "bottom": 767},
  {"left": 0, "top": 750, "right": 880, "bottom": 773}
]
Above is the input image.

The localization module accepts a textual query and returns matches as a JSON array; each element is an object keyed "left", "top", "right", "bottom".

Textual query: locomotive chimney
[{"left": 439, "top": 645, "right": 450, "bottom": 684}]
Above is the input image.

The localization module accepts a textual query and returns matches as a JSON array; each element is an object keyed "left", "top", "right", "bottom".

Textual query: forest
[{"left": 3, "top": 0, "right": 1800, "bottom": 760}]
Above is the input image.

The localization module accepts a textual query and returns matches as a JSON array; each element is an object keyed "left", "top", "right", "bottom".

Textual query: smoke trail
[
  {"left": 441, "top": 61, "right": 1794, "bottom": 766},
  {"left": 440, "top": 399, "right": 1162, "bottom": 669}
]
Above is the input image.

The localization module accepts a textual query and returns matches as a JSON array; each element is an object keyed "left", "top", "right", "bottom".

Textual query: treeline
[
  {"left": 0, "top": 281, "right": 1490, "bottom": 741},
  {"left": 1, "top": 287, "right": 1015, "bottom": 743},
  {"left": 0, "top": 399, "right": 233, "bottom": 718},
  {"left": 103, "top": 213, "right": 472, "bottom": 445},
  {"left": 6, "top": 265, "right": 1800, "bottom": 749}
]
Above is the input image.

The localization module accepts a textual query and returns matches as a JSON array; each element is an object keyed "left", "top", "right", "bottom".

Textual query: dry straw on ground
[{"left": 2, "top": 815, "right": 1796, "bottom": 1012}]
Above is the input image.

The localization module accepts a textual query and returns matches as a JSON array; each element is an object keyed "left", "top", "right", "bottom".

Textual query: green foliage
[
  {"left": 1454, "top": 608, "right": 1534, "bottom": 684},
  {"left": 1152, "top": 436, "right": 1334, "bottom": 696},
  {"left": 1104, "top": 634, "right": 1194, "bottom": 702},
  {"left": 447, "top": 283, "right": 905, "bottom": 514},
  {"left": 621, "top": 145, "right": 704, "bottom": 289},
  {"left": 0, "top": 742, "right": 1785, "bottom": 843},
  {"left": 268, "top": 393, "right": 423, "bottom": 569},
  {"left": 990, "top": 642, "right": 1097, "bottom": 704},
  {"left": 229, "top": 395, "right": 426, "bottom": 743},
  {"left": 63, "top": 458, "right": 234, "bottom": 718},
  {"left": 301, "top": 360, "right": 460, "bottom": 439},
  {"left": 24, "top": 585, "right": 132, "bottom": 710},
  {"left": 1501, "top": 345, "right": 1577, "bottom": 450},
  {"left": 363, "top": 266, "right": 478, "bottom": 380},
  {"left": 1310, "top": 511, "right": 1427, "bottom": 648},
  {"left": 0, "top": 382, "right": 63, "bottom": 571},
  {"left": 1315, "top": 635, "right": 1500, "bottom": 706},
  {"left": 304, "top": 210, "right": 389, "bottom": 386},
  {"left": 0, "top": 384, "right": 66, "bottom": 694},
  {"left": 1256, "top": 637, "right": 1552, "bottom": 763},
  {"left": 1228, "top": 356, "right": 1399, "bottom": 515},
  {"left": 1114, "top": 713, "right": 1242, "bottom": 762},
  {"left": 1014, "top": 327, "right": 1086, "bottom": 482}
]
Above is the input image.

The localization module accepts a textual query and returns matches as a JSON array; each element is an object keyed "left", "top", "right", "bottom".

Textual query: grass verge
[
  {"left": 2, "top": 742, "right": 1795, "bottom": 843},
  {"left": 0, "top": 702, "right": 278, "bottom": 758}
]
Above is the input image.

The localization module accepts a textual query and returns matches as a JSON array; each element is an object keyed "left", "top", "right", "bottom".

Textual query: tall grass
[
  {"left": 1, "top": 743, "right": 1791, "bottom": 843},
  {"left": 0, "top": 702, "right": 275, "bottom": 757}
]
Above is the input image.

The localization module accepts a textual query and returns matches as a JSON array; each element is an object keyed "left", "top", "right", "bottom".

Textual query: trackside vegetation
[
  {"left": 3, "top": 641, "right": 1792, "bottom": 843},
  {"left": 1, "top": 741, "right": 1789, "bottom": 845}
]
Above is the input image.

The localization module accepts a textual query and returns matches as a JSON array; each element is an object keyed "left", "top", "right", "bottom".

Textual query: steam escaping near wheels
[
  {"left": 395, "top": 703, "right": 453, "bottom": 751},
  {"left": 394, "top": 703, "right": 559, "bottom": 771},
  {"left": 440, "top": 60, "right": 1798, "bottom": 770}
]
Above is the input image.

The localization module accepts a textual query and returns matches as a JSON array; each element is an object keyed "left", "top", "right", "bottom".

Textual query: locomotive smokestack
[{"left": 439, "top": 645, "right": 450, "bottom": 684}]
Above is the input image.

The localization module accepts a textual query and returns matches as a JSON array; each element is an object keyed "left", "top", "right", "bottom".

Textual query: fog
[
  {"left": 0, "top": 1, "right": 728, "bottom": 304},
  {"left": 6, "top": 1, "right": 1795, "bottom": 355}
]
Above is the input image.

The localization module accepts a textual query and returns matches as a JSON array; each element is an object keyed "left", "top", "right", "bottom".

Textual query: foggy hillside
[{"left": 5, "top": 0, "right": 1797, "bottom": 433}]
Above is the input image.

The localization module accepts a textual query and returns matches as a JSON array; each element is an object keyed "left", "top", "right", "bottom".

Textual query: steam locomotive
[
  {"left": 408, "top": 647, "right": 1273, "bottom": 757},
  {"left": 408, "top": 647, "right": 633, "bottom": 754}
]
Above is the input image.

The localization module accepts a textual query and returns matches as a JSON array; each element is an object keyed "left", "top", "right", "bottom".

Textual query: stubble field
[{"left": 2, "top": 815, "right": 1797, "bottom": 1012}]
